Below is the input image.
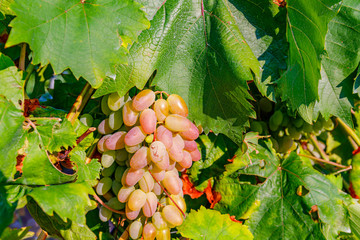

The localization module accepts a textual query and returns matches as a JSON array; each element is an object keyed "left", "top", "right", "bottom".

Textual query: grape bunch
[
  {"left": 251, "top": 98, "right": 335, "bottom": 153},
  {"left": 95, "top": 89, "right": 201, "bottom": 239}
]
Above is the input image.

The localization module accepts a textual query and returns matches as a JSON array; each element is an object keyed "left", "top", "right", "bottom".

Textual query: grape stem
[
  {"left": 308, "top": 134, "right": 329, "bottom": 162},
  {"left": 92, "top": 193, "right": 125, "bottom": 214},
  {"left": 336, "top": 117, "right": 360, "bottom": 147},
  {"left": 154, "top": 91, "right": 169, "bottom": 97},
  {"left": 76, "top": 127, "right": 96, "bottom": 144},
  {"left": 333, "top": 166, "right": 352, "bottom": 175},
  {"left": 66, "top": 83, "right": 94, "bottom": 124},
  {"left": 19, "top": 43, "right": 26, "bottom": 71},
  {"left": 148, "top": 170, "right": 186, "bottom": 218},
  {"left": 298, "top": 154, "right": 349, "bottom": 169},
  {"left": 37, "top": 230, "right": 48, "bottom": 240}
]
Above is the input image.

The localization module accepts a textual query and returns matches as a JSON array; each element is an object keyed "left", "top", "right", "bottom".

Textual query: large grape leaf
[
  {"left": 277, "top": 0, "right": 342, "bottom": 122},
  {"left": 6, "top": 0, "right": 150, "bottom": 88},
  {"left": 0, "top": 0, "right": 14, "bottom": 16},
  {"left": 215, "top": 140, "right": 350, "bottom": 239},
  {"left": 0, "top": 52, "right": 14, "bottom": 70},
  {"left": 94, "top": 0, "right": 260, "bottom": 145},
  {"left": 315, "top": 0, "right": 360, "bottom": 127},
  {"left": 178, "top": 206, "right": 253, "bottom": 240},
  {"left": 0, "top": 66, "right": 23, "bottom": 109},
  {"left": 226, "top": 0, "right": 287, "bottom": 100},
  {"left": 0, "top": 97, "right": 25, "bottom": 183}
]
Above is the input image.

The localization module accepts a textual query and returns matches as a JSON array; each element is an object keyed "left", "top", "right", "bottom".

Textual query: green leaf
[
  {"left": 349, "top": 201, "right": 360, "bottom": 239},
  {"left": 27, "top": 198, "right": 96, "bottom": 240},
  {"left": 6, "top": 0, "right": 150, "bottom": 88},
  {"left": 95, "top": 0, "right": 260, "bottom": 145},
  {"left": 28, "top": 182, "right": 95, "bottom": 224},
  {"left": 0, "top": 66, "right": 23, "bottom": 109},
  {"left": 0, "top": 0, "right": 15, "bottom": 15},
  {"left": 0, "top": 97, "right": 25, "bottom": 183},
  {"left": 215, "top": 140, "right": 349, "bottom": 239},
  {"left": 227, "top": 0, "right": 287, "bottom": 100},
  {"left": 70, "top": 150, "right": 101, "bottom": 186},
  {"left": 0, "top": 53, "right": 14, "bottom": 70},
  {"left": 0, "top": 227, "right": 34, "bottom": 240},
  {"left": 316, "top": 0, "right": 360, "bottom": 127},
  {"left": 351, "top": 154, "right": 360, "bottom": 197},
  {"left": 178, "top": 206, "right": 253, "bottom": 240},
  {"left": 278, "top": 0, "right": 342, "bottom": 122}
]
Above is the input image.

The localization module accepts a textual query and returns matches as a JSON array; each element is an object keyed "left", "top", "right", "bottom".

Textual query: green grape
[
  {"left": 313, "top": 120, "right": 323, "bottom": 132},
  {"left": 302, "top": 122, "right": 313, "bottom": 133},
  {"left": 98, "top": 118, "right": 113, "bottom": 135},
  {"left": 270, "top": 137, "right": 279, "bottom": 152},
  {"left": 323, "top": 118, "right": 334, "bottom": 131},
  {"left": 125, "top": 143, "right": 142, "bottom": 153},
  {"left": 101, "top": 95, "right": 112, "bottom": 116},
  {"left": 101, "top": 150, "right": 116, "bottom": 168},
  {"left": 167, "top": 94, "right": 189, "bottom": 117},
  {"left": 281, "top": 115, "right": 290, "bottom": 127},
  {"left": 108, "top": 92, "right": 126, "bottom": 111},
  {"left": 101, "top": 161, "right": 117, "bottom": 177},
  {"left": 115, "top": 165, "right": 127, "bottom": 182},
  {"left": 99, "top": 206, "right": 112, "bottom": 222},
  {"left": 156, "top": 228, "right": 170, "bottom": 240},
  {"left": 145, "top": 134, "right": 154, "bottom": 143},
  {"left": 112, "top": 180, "right": 122, "bottom": 195},
  {"left": 79, "top": 113, "right": 93, "bottom": 127},
  {"left": 259, "top": 97, "right": 272, "bottom": 113},
  {"left": 259, "top": 121, "right": 269, "bottom": 135},
  {"left": 108, "top": 110, "right": 123, "bottom": 130},
  {"left": 293, "top": 117, "right": 304, "bottom": 128},
  {"left": 107, "top": 197, "right": 125, "bottom": 210},
  {"left": 270, "top": 110, "right": 283, "bottom": 127},
  {"left": 269, "top": 118, "right": 279, "bottom": 132},
  {"left": 277, "top": 136, "right": 293, "bottom": 153},
  {"left": 287, "top": 126, "right": 302, "bottom": 140},
  {"left": 129, "top": 220, "right": 143, "bottom": 240},
  {"left": 116, "top": 148, "right": 128, "bottom": 163},
  {"left": 162, "top": 205, "right": 183, "bottom": 227},
  {"left": 250, "top": 121, "right": 263, "bottom": 134},
  {"left": 96, "top": 177, "right": 112, "bottom": 195}
]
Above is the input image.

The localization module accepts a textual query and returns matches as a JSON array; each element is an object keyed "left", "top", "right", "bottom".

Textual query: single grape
[
  {"left": 139, "top": 171, "right": 154, "bottom": 192},
  {"left": 130, "top": 146, "right": 149, "bottom": 170},
  {"left": 154, "top": 151, "right": 170, "bottom": 170},
  {"left": 269, "top": 110, "right": 283, "bottom": 129},
  {"left": 132, "top": 89, "right": 156, "bottom": 111},
  {"left": 108, "top": 110, "right": 123, "bottom": 130},
  {"left": 125, "top": 168, "right": 145, "bottom": 186},
  {"left": 313, "top": 120, "right": 323, "bottom": 132},
  {"left": 112, "top": 180, "right": 122, "bottom": 195},
  {"left": 302, "top": 122, "right": 313, "bottom": 133},
  {"left": 293, "top": 117, "right": 304, "bottom": 128},
  {"left": 162, "top": 172, "right": 181, "bottom": 195},
  {"left": 153, "top": 99, "right": 169, "bottom": 122},
  {"left": 156, "top": 126, "right": 173, "bottom": 149},
  {"left": 129, "top": 220, "right": 143, "bottom": 240},
  {"left": 269, "top": 118, "right": 279, "bottom": 132},
  {"left": 152, "top": 212, "right": 168, "bottom": 230},
  {"left": 97, "top": 135, "right": 111, "bottom": 153},
  {"left": 143, "top": 223, "right": 157, "bottom": 240},
  {"left": 250, "top": 121, "right": 263, "bottom": 134},
  {"left": 152, "top": 182, "right": 163, "bottom": 195},
  {"left": 118, "top": 185, "right": 135, "bottom": 203},
  {"left": 277, "top": 136, "right": 293, "bottom": 153},
  {"left": 116, "top": 148, "right": 128, "bottom": 163},
  {"left": 189, "top": 148, "right": 201, "bottom": 161},
  {"left": 168, "top": 140, "right": 184, "bottom": 162},
  {"left": 149, "top": 165, "right": 165, "bottom": 181},
  {"left": 125, "top": 204, "right": 140, "bottom": 220},
  {"left": 270, "top": 137, "right": 279, "bottom": 152},
  {"left": 79, "top": 113, "right": 93, "bottom": 127},
  {"left": 101, "top": 161, "right": 117, "bottom": 177},
  {"left": 101, "top": 150, "right": 116, "bottom": 168},
  {"left": 114, "top": 165, "right": 127, "bottom": 182},
  {"left": 123, "top": 101, "right": 139, "bottom": 127},
  {"left": 125, "top": 143, "right": 142, "bottom": 153},
  {"left": 183, "top": 140, "right": 197, "bottom": 152},
  {"left": 149, "top": 141, "right": 167, "bottom": 163},
  {"left": 142, "top": 192, "right": 158, "bottom": 217},
  {"left": 101, "top": 95, "right": 111, "bottom": 116},
  {"left": 178, "top": 150, "right": 192, "bottom": 168},
  {"left": 99, "top": 206, "right": 112, "bottom": 222},
  {"left": 145, "top": 134, "right": 154, "bottom": 143},
  {"left": 167, "top": 94, "right": 189, "bottom": 117},
  {"left": 128, "top": 189, "right": 147, "bottom": 211},
  {"left": 180, "top": 121, "right": 199, "bottom": 140},
  {"left": 140, "top": 109, "right": 157, "bottom": 134},
  {"left": 156, "top": 228, "right": 170, "bottom": 240},
  {"left": 281, "top": 115, "right": 290, "bottom": 127},
  {"left": 107, "top": 197, "right": 125, "bottom": 210},
  {"left": 323, "top": 118, "right": 334, "bottom": 131},
  {"left": 162, "top": 205, "right": 183, "bottom": 226},
  {"left": 108, "top": 92, "right": 126, "bottom": 111},
  {"left": 259, "top": 97, "right": 272, "bottom": 113},
  {"left": 98, "top": 118, "right": 113, "bottom": 135},
  {"left": 105, "top": 131, "right": 126, "bottom": 150},
  {"left": 96, "top": 177, "right": 112, "bottom": 195},
  {"left": 175, "top": 163, "right": 186, "bottom": 172},
  {"left": 124, "top": 126, "right": 147, "bottom": 146},
  {"left": 164, "top": 114, "right": 191, "bottom": 132},
  {"left": 167, "top": 194, "right": 186, "bottom": 213}
]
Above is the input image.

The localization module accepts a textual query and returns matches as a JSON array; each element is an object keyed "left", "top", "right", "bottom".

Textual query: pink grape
[
  {"left": 184, "top": 140, "right": 197, "bottom": 152},
  {"left": 132, "top": 89, "right": 156, "bottom": 111},
  {"left": 152, "top": 182, "right": 163, "bottom": 195},
  {"left": 162, "top": 172, "right": 181, "bottom": 195},
  {"left": 97, "top": 135, "right": 111, "bottom": 153},
  {"left": 175, "top": 163, "right": 185, "bottom": 172},
  {"left": 125, "top": 168, "right": 145, "bottom": 186},
  {"left": 129, "top": 146, "right": 149, "bottom": 170},
  {"left": 154, "top": 151, "right": 170, "bottom": 170},
  {"left": 149, "top": 141, "right": 167, "bottom": 163},
  {"left": 128, "top": 189, "right": 147, "bottom": 211},
  {"left": 156, "top": 126, "right": 173, "bottom": 149},
  {"left": 126, "top": 204, "right": 140, "bottom": 220},
  {"left": 178, "top": 150, "right": 192, "bottom": 168},
  {"left": 140, "top": 109, "right": 157, "bottom": 134},
  {"left": 153, "top": 99, "right": 169, "bottom": 122},
  {"left": 105, "top": 131, "right": 126, "bottom": 150},
  {"left": 167, "top": 94, "right": 188, "bottom": 117},
  {"left": 167, "top": 159, "right": 176, "bottom": 171},
  {"left": 117, "top": 185, "right": 135, "bottom": 203},
  {"left": 125, "top": 126, "right": 146, "bottom": 146},
  {"left": 143, "top": 223, "right": 157, "bottom": 240},
  {"left": 162, "top": 205, "right": 183, "bottom": 226},
  {"left": 98, "top": 118, "right": 113, "bottom": 135},
  {"left": 123, "top": 101, "right": 139, "bottom": 126},
  {"left": 173, "top": 134, "right": 185, "bottom": 149},
  {"left": 168, "top": 141, "right": 183, "bottom": 162},
  {"left": 139, "top": 171, "right": 154, "bottom": 192},
  {"left": 179, "top": 121, "right": 199, "bottom": 140},
  {"left": 150, "top": 165, "right": 165, "bottom": 181},
  {"left": 190, "top": 148, "right": 201, "bottom": 161},
  {"left": 142, "top": 192, "right": 158, "bottom": 217},
  {"left": 164, "top": 114, "right": 191, "bottom": 132}
]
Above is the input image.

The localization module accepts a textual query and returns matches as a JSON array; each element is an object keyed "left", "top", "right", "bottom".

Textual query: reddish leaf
[
  {"left": 230, "top": 215, "right": 242, "bottom": 224},
  {"left": 349, "top": 183, "right": 360, "bottom": 199},
  {"left": 227, "top": 154, "right": 237, "bottom": 163},
  {"left": 273, "top": 0, "right": 286, "bottom": 7},
  {"left": 23, "top": 99, "right": 41, "bottom": 117},
  {"left": 352, "top": 147, "right": 360, "bottom": 156},
  {"left": 204, "top": 180, "right": 222, "bottom": 209},
  {"left": 181, "top": 172, "right": 204, "bottom": 199},
  {"left": 16, "top": 154, "right": 25, "bottom": 173}
]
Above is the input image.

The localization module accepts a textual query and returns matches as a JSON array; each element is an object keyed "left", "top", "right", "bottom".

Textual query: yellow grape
[
  {"left": 167, "top": 94, "right": 188, "bottom": 117},
  {"left": 123, "top": 101, "right": 139, "bottom": 126},
  {"left": 142, "top": 192, "right": 158, "bottom": 217},
  {"left": 162, "top": 171, "right": 181, "bottom": 195},
  {"left": 164, "top": 114, "right": 191, "bottom": 132},
  {"left": 152, "top": 212, "right": 168, "bottom": 230},
  {"left": 107, "top": 92, "right": 126, "bottom": 111},
  {"left": 132, "top": 89, "right": 156, "bottom": 111},
  {"left": 143, "top": 223, "right": 157, "bottom": 240},
  {"left": 128, "top": 189, "right": 147, "bottom": 211},
  {"left": 167, "top": 195, "right": 186, "bottom": 213},
  {"left": 153, "top": 99, "right": 169, "bottom": 122},
  {"left": 117, "top": 185, "right": 135, "bottom": 203},
  {"left": 156, "top": 228, "right": 170, "bottom": 240},
  {"left": 140, "top": 109, "right": 157, "bottom": 134},
  {"left": 167, "top": 159, "right": 176, "bottom": 171},
  {"left": 162, "top": 205, "right": 183, "bottom": 226},
  {"left": 139, "top": 171, "right": 154, "bottom": 192},
  {"left": 175, "top": 163, "right": 186, "bottom": 172},
  {"left": 129, "top": 220, "right": 143, "bottom": 240}
]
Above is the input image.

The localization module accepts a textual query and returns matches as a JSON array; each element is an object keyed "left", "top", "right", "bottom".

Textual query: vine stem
[
  {"left": 336, "top": 117, "right": 360, "bottom": 147},
  {"left": 66, "top": 83, "right": 94, "bottom": 124},
  {"left": 308, "top": 134, "right": 329, "bottom": 161},
  {"left": 148, "top": 170, "right": 186, "bottom": 218},
  {"left": 298, "top": 154, "right": 349, "bottom": 169},
  {"left": 93, "top": 193, "right": 125, "bottom": 214}
]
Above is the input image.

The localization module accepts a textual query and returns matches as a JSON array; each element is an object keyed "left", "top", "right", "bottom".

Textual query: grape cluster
[
  {"left": 95, "top": 89, "right": 201, "bottom": 239},
  {"left": 251, "top": 98, "right": 335, "bottom": 153}
]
